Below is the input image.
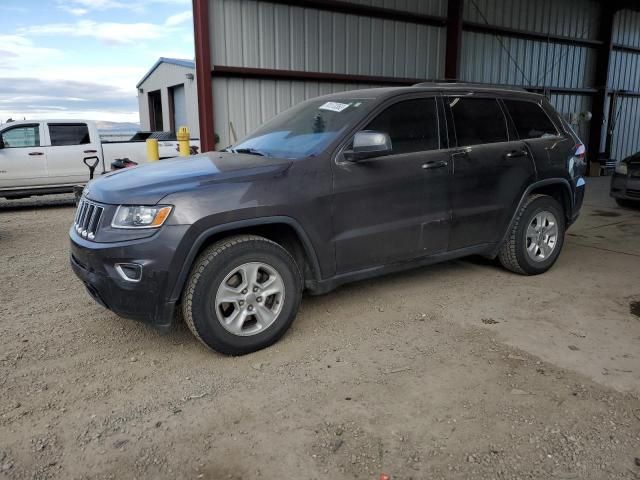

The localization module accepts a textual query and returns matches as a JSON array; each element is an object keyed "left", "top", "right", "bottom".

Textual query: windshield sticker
[{"left": 319, "top": 102, "right": 351, "bottom": 113}]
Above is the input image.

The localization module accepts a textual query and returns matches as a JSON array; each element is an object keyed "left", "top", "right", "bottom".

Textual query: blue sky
[{"left": 0, "top": 0, "right": 194, "bottom": 124}]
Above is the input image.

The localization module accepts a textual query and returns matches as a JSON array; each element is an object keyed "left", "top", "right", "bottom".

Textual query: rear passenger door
[
  {"left": 445, "top": 95, "right": 535, "bottom": 250},
  {"left": 502, "top": 98, "right": 566, "bottom": 176},
  {"left": 44, "top": 123, "right": 97, "bottom": 184}
]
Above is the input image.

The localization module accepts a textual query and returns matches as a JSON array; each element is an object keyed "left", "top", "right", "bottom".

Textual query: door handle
[
  {"left": 83, "top": 149, "right": 97, "bottom": 154},
  {"left": 450, "top": 147, "right": 471, "bottom": 157},
  {"left": 28, "top": 152, "right": 44, "bottom": 156},
  {"left": 505, "top": 149, "right": 529, "bottom": 159},
  {"left": 422, "top": 160, "right": 448, "bottom": 170}
]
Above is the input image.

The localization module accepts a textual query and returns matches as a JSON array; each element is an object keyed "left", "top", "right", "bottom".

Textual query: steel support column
[
  {"left": 587, "top": 3, "right": 618, "bottom": 173},
  {"left": 445, "top": 0, "right": 464, "bottom": 80},
  {"left": 192, "top": 0, "right": 216, "bottom": 152}
]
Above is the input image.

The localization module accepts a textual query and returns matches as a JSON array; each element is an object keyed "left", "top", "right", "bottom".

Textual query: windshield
[{"left": 228, "top": 97, "right": 374, "bottom": 159}]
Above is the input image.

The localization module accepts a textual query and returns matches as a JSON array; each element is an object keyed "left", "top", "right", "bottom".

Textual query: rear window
[
  {"left": 448, "top": 97, "right": 508, "bottom": 146},
  {"left": 49, "top": 123, "right": 91, "bottom": 146},
  {"left": 503, "top": 100, "right": 558, "bottom": 139}
]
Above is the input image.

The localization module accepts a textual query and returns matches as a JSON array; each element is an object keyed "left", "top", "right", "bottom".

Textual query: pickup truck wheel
[
  {"left": 498, "top": 194, "right": 565, "bottom": 275},
  {"left": 182, "top": 235, "right": 302, "bottom": 355}
]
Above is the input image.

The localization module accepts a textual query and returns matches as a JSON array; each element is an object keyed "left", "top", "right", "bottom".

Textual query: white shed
[{"left": 136, "top": 58, "right": 200, "bottom": 138}]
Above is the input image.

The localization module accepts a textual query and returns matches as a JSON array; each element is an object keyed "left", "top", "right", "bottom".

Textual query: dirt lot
[{"left": 1, "top": 178, "right": 639, "bottom": 480}]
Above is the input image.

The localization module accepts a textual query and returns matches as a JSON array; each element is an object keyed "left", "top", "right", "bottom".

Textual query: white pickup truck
[{"left": 0, "top": 119, "right": 199, "bottom": 199}]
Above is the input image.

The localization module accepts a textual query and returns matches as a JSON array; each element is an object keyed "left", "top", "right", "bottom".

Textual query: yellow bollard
[
  {"left": 177, "top": 126, "right": 190, "bottom": 157},
  {"left": 146, "top": 138, "right": 159, "bottom": 162}
]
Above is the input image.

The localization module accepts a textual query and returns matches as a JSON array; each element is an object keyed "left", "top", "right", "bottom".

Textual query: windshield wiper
[{"left": 229, "top": 147, "right": 267, "bottom": 157}]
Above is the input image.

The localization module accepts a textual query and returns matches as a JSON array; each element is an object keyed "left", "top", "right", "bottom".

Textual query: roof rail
[{"left": 413, "top": 81, "right": 528, "bottom": 92}]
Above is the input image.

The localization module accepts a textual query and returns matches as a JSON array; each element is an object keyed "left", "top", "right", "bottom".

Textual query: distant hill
[{"left": 95, "top": 121, "right": 140, "bottom": 133}]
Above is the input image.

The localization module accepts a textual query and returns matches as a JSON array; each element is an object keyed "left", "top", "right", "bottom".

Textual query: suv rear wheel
[
  {"left": 498, "top": 194, "right": 565, "bottom": 275},
  {"left": 182, "top": 235, "right": 302, "bottom": 355}
]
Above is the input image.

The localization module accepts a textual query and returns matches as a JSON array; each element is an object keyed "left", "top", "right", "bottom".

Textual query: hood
[{"left": 86, "top": 151, "right": 292, "bottom": 205}]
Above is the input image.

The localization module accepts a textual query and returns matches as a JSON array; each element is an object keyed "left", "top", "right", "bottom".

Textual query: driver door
[
  {"left": 331, "top": 96, "right": 452, "bottom": 273},
  {"left": 0, "top": 123, "right": 48, "bottom": 189}
]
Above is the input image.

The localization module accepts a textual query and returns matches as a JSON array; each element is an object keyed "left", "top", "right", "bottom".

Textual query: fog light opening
[{"left": 115, "top": 263, "right": 143, "bottom": 282}]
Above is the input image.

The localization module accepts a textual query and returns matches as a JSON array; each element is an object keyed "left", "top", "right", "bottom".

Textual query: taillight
[{"left": 575, "top": 143, "right": 586, "bottom": 160}]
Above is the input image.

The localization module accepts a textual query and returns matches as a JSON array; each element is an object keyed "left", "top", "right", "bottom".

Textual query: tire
[
  {"left": 616, "top": 198, "right": 639, "bottom": 209},
  {"left": 498, "top": 194, "right": 565, "bottom": 275},
  {"left": 182, "top": 234, "right": 302, "bottom": 355}
]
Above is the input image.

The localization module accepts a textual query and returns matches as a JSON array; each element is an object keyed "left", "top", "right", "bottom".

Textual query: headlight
[
  {"left": 111, "top": 205, "right": 172, "bottom": 229},
  {"left": 615, "top": 161, "right": 628, "bottom": 175}
]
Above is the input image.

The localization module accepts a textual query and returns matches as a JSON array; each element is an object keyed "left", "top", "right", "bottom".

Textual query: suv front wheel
[
  {"left": 182, "top": 235, "right": 302, "bottom": 355},
  {"left": 498, "top": 194, "right": 566, "bottom": 275}
]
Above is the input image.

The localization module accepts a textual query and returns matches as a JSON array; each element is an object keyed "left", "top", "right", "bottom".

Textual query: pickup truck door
[
  {"left": 332, "top": 96, "right": 452, "bottom": 273},
  {"left": 0, "top": 123, "right": 48, "bottom": 188},
  {"left": 44, "top": 122, "right": 101, "bottom": 184}
]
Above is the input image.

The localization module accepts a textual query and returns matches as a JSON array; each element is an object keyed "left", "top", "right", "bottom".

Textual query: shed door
[{"left": 171, "top": 84, "right": 187, "bottom": 131}]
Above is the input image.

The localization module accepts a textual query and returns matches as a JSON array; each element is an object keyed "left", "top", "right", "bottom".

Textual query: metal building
[
  {"left": 136, "top": 57, "right": 200, "bottom": 138},
  {"left": 191, "top": 0, "right": 640, "bottom": 172}
]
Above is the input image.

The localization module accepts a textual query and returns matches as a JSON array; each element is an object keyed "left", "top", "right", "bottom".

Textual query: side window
[
  {"left": 49, "top": 124, "right": 91, "bottom": 146},
  {"left": 364, "top": 98, "right": 439, "bottom": 155},
  {"left": 1, "top": 125, "right": 40, "bottom": 148},
  {"left": 448, "top": 97, "right": 508, "bottom": 146},
  {"left": 503, "top": 99, "right": 559, "bottom": 139}
]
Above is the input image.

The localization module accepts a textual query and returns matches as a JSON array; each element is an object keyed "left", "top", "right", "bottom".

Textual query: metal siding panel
[
  {"left": 614, "top": 10, "right": 640, "bottom": 48},
  {"left": 212, "top": 0, "right": 443, "bottom": 79},
  {"left": 464, "top": 0, "right": 600, "bottom": 40},
  {"left": 612, "top": 97, "right": 640, "bottom": 160}
]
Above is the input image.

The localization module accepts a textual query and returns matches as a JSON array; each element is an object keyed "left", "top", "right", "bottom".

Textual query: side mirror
[
  {"left": 0, "top": 138, "right": 4, "bottom": 149},
  {"left": 344, "top": 131, "right": 392, "bottom": 161}
]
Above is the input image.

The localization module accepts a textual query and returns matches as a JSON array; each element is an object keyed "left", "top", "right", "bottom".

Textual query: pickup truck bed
[{"left": 0, "top": 120, "right": 200, "bottom": 198}]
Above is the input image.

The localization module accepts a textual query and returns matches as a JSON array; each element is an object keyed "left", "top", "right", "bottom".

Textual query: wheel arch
[
  {"left": 492, "top": 178, "right": 573, "bottom": 258},
  {"left": 169, "top": 217, "right": 321, "bottom": 303}
]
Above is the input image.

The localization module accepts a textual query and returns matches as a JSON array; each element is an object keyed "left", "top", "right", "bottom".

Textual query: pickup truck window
[
  {"left": 1, "top": 125, "right": 40, "bottom": 148},
  {"left": 231, "top": 97, "right": 374, "bottom": 159},
  {"left": 365, "top": 98, "right": 439, "bottom": 154},
  {"left": 49, "top": 123, "right": 91, "bottom": 146}
]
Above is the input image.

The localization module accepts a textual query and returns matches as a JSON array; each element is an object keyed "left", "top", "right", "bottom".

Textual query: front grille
[
  {"left": 626, "top": 188, "right": 640, "bottom": 199},
  {"left": 74, "top": 199, "right": 104, "bottom": 240}
]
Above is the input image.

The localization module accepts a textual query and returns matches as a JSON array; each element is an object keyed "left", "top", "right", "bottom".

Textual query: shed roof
[{"left": 136, "top": 57, "right": 195, "bottom": 88}]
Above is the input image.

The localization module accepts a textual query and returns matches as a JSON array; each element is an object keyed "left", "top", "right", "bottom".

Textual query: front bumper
[
  {"left": 611, "top": 174, "right": 640, "bottom": 201},
  {"left": 69, "top": 224, "right": 189, "bottom": 331}
]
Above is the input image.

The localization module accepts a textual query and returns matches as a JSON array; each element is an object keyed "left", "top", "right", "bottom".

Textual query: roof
[
  {"left": 136, "top": 57, "right": 195, "bottom": 88},
  {"left": 312, "top": 83, "right": 543, "bottom": 103}
]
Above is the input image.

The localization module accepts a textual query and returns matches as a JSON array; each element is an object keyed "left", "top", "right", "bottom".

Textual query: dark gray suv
[{"left": 70, "top": 84, "right": 586, "bottom": 355}]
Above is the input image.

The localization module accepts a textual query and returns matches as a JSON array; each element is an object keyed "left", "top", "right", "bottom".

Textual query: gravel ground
[{"left": 1, "top": 182, "right": 639, "bottom": 480}]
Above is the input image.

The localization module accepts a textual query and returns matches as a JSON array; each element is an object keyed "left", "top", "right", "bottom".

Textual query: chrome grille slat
[{"left": 74, "top": 199, "right": 104, "bottom": 241}]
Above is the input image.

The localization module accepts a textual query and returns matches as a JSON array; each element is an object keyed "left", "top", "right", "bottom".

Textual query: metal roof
[{"left": 136, "top": 57, "right": 195, "bottom": 88}]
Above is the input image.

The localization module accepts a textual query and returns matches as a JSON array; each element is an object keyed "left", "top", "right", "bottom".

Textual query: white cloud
[
  {"left": 21, "top": 20, "right": 169, "bottom": 45},
  {"left": 0, "top": 35, "right": 63, "bottom": 70},
  {"left": 165, "top": 11, "right": 192, "bottom": 27}
]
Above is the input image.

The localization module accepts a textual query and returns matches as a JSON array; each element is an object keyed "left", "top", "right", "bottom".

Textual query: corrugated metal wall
[
  {"left": 609, "top": 10, "right": 640, "bottom": 160},
  {"left": 205, "top": 0, "right": 640, "bottom": 158},
  {"left": 210, "top": 0, "right": 445, "bottom": 145},
  {"left": 460, "top": 0, "right": 598, "bottom": 145}
]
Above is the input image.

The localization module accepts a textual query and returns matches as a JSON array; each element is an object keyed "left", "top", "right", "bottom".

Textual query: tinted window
[
  {"left": 365, "top": 98, "right": 439, "bottom": 155},
  {"left": 504, "top": 100, "right": 558, "bottom": 139},
  {"left": 448, "top": 97, "right": 508, "bottom": 146},
  {"left": 1, "top": 125, "right": 40, "bottom": 148},
  {"left": 49, "top": 124, "right": 90, "bottom": 146}
]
